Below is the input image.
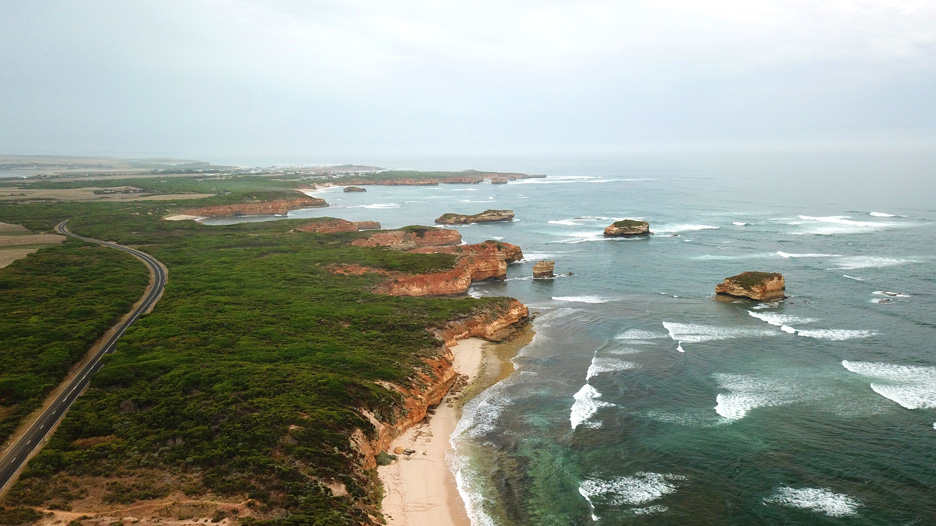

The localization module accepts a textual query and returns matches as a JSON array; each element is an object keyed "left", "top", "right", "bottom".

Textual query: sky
[{"left": 2, "top": 0, "right": 935, "bottom": 161}]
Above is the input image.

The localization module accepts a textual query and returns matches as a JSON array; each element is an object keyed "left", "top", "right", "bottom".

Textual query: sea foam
[
  {"left": 796, "top": 215, "right": 900, "bottom": 235},
  {"left": 586, "top": 357, "right": 640, "bottom": 380},
  {"left": 842, "top": 360, "right": 936, "bottom": 409},
  {"left": 834, "top": 256, "right": 919, "bottom": 270},
  {"left": 763, "top": 487, "right": 862, "bottom": 517},
  {"left": 554, "top": 296, "right": 612, "bottom": 304},
  {"left": 579, "top": 472, "right": 685, "bottom": 512},
  {"left": 747, "top": 311, "right": 819, "bottom": 327},
  {"left": 714, "top": 373, "right": 806, "bottom": 420},
  {"left": 570, "top": 383, "right": 612, "bottom": 430},
  {"left": 662, "top": 322, "right": 776, "bottom": 345},
  {"left": 776, "top": 251, "right": 840, "bottom": 258},
  {"left": 796, "top": 329, "right": 877, "bottom": 341}
]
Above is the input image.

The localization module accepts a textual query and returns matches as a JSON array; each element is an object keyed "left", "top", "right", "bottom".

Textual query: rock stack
[
  {"left": 533, "top": 260, "right": 555, "bottom": 279},
  {"left": 603, "top": 219, "right": 651, "bottom": 237},
  {"left": 715, "top": 272, "right": 786, "bottom": 301}
]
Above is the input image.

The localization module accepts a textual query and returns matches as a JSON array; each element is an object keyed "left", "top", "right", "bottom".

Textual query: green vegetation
[
  {"left": 0, "top": 241, "right": 149, "bottom": 443},
  {"left": 612, "top": 219, "right": 646, "bottom": 228},
  {"left": 729, "top": 271, "right": 783, "bottom": 288},
  {"left": 0, "top": 181, "right": 518, "bottom": 524}
]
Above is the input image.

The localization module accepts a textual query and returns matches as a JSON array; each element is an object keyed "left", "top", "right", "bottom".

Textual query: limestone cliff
[
  {"left": 715, "top": 272, "right": 786, "bottom": 301},
  {"left": 374, "top": 241, "right": 521, "bottom": 296},
  {"left": 292, "top": 218, "right": 381, "bottom": 234},
  {"left": 435, "top": 209, "right": 515, "bottom": 225},
  {"left": 350, "top": 228, "right": 461, "bottom": 249},
  {"left": 358, "top": 299, "right": 529, "bottom": 469},
  {"left": 180, "top": 195, "right": 327, "bottom": 218}
]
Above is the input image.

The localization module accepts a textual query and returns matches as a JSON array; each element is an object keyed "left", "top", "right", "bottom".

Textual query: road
[{"left": 0, "top": 220, "right": 167, "bottom": 490}]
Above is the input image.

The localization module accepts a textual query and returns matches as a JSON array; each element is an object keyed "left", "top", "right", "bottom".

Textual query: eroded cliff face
[
  {"left": 715, "top": 272, "right": 786, "bottom": 301},
  {"left": 349, "top": 228, "right": 461, "bottom": 249},
  {"left": 292, "top": 218, "right": 381, "bottom": 234},
  {"left": 373, "top": 241, "right": 521, "bottom": 296},
  {"left": 180, "top": 196, "right": 327, "bottom": 218},
  {"left": 357, "top": 299, "right": 529, "bottom": 469},
  {"left": 435, "top": 209, "right": 515, "bottom": 225}
]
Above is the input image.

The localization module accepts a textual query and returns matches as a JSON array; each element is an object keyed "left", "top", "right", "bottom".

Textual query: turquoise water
[{"left": 210, "top": 154, "right": 936, "bottom": 524}]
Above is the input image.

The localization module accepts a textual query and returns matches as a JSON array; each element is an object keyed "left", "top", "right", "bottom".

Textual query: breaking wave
[
  {"left": 570, "top": 383, "right": 613, "bottom": 430},
  {"left": 764, "top": 487, "right": 862, "bottom": 517},
  {"left": 842, "top": 360, "right": 936, "bottom": 409},
  {"left": 579, "top": 472, "right": 686, "bottom": 520}
]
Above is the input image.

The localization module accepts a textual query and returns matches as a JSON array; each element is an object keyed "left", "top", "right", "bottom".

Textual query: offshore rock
[
  {"left": 715, "top": 272, "right": 786, "bottom": 301},
  {"left": 350, "top": 227, "right": 461, "bottom": 249},
  {"left": 435, "top": 209, "right": 515, "bottom": 225},
  {"left": 343, "top": 186, "right": 367, "bottom": 192},
  {"left": 533, "top": 260, "right": 555, "bottom": 278},
  {"left": 180, "top": 195, "right": 327, "bottom": 218},
  {"left": 603, "top": 219, "right": 651, "bottom": 237}
]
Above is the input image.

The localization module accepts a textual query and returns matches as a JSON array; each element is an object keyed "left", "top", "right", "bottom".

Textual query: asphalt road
[{"left": 0, "top": 220, "right": 166, "bottom": 490}]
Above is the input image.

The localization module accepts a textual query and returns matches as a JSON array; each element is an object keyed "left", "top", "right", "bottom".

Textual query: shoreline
[{"left": 378, "top": 327, "right": 534, "bottom": 526}]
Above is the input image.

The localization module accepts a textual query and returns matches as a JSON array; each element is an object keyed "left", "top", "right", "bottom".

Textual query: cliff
[
  {"left": 350, "top": 228, "right": 461, "bottom": 249},
  {"left": 292, "top": 218, "right": 381, "bottom": 234},
  {"left": 435, "top": 209, "right": 515, "bottom": 225},
  {"left": 715, "top": 272, "right": 786, "bottom": 301},
  {"left": 373, "top": 240, "right": 521, "bottom": 296},
  {"left": 604, "top": 219, "right": 651, "bottom": 237},
  {"left": 358, "top": 299, "right": 529, "bottom": 468},
  {"left": 180, "top": 195, "right": 327, "bottom": 218}
]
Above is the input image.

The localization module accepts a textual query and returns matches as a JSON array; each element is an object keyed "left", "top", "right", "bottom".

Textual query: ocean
[{"left": 207, "top": 152, "right": 936, "bottom": 525}]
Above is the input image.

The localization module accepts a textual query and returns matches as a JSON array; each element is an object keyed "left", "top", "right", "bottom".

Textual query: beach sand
[{"left": 377, "top": 338, "right": 485, "bottom": 526}]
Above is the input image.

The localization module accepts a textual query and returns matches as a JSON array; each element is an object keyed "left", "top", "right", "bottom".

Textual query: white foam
[
  {"left": 554, "top": 296, "right": 611, "bottom": 304},
  {"left": 570, "top": 383, "right": 613, "bottom": 430},
  {"left": 655, "top": 224, "right": 719, "bottom": 234},
  {"left": 796, "top": 214, "right": 901, "bottom": 235},
  {"left": 776, "top": 251, "right": 840, "bottom": 258},
  {"left": 869, "top": 211, "right": 896, "bottom": 217},
  {"left": 579, "top": 472, "right": 686, "bottom": 509},
  {"left": 690, "top": 252, "right": 774, "bottom": 261},
  {"left": 780, "top": 325, "right": 796, "bottom": 334},
  {"left": 842, "top": 360, "right": 936, "bottom": 409},
  {"left": 732, "top": 221, "right": 750, "bottom": 226},
  {"left": 872, "top": 290, "right": 911, "bottom": 298},
  {"left": 586, "top": 357, "right": 640, "bottom": 380},
  {"left": 676, "top": 342, "right": 685, "bottom": 353},
  {"left": 558, "top": 231, "right": 607, "bottom": 244},
  {"left": 714, "top": 373, "right": 805, "bottom": 420},
  {"left": 763, "top": 487, "right": 862, "bottom": 517},
  {"left": 843, "top": 274, "right": 865, "bottom": 281},
  {"left": 834, "top": 256, "right": 919, "bottom": 270},
  {"left": 357, "top": 203, "right": 402, "bottom": 209},
  {"left": 633, "top": 504, "right": 668, "bottom": 516},
  {"left": 548, "top": 219, "right": 581, "bottom": 226},
  {"left": 662, "top": 321, "right": 777, "bottom": 345},
  {"left": 747, "top": 311, "right": 819, "bottom": 327},
  {"left": 797, "top": 329, "right": 877, "bottom": 341},
  {"left": 615, "top": 329, "right": 668, "bottom": 342},
  {"left": 460, "top": 199, "right": 491, "bottom": 203}
]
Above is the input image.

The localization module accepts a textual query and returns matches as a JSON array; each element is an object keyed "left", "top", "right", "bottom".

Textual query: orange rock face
[
  {"left": 358, "top": 299, "right": 529, "bottom": 469},
  {"left": 715, "top": 272, "right": 786, "bottom": 301},
  {"left": 374, "top": 240, "right": 522, "bottom": 296},
  {"left": 181, "top": 196, "right": 327, "bottom": 218},
  {"left": 293, "top": 219, "right": 381, "bottom": 234},
  {"left": 350, "top": 228, "right": 462, "bottom": 249}
]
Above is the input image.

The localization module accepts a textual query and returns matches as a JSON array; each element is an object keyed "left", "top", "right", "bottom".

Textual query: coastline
[{"left": 378, "top": 327, "right": 534, "bottom": 526}]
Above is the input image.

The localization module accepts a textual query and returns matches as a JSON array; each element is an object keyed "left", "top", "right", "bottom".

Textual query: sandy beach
[{"left": 377, "top": 338, "right": 485, "bottom": 526}]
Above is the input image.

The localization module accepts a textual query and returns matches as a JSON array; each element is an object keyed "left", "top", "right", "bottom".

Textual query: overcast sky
[{"left": 2, "top": 0, "right": 935, "bottom": 160}]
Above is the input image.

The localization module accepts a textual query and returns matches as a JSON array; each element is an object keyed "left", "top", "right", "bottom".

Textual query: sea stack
[
  {"left": 533, "top": 260, "right": 555, "bottom": 279},
  {"left": 435, "top": 209, "right": 515, "bottom": 225},
  {"left": 715, "top": 272, "right": 786, "bottom": 301},
  {"left": 343, "top": 186, "right": 367, "bottom": 192},
  {"left": 603, "top": 219, "right": 651, "bottom": 237}
]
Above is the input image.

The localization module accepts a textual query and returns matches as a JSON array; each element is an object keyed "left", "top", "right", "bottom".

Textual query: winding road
[{"left": 0, "top": 221, "right": 167, "bottom": 490}]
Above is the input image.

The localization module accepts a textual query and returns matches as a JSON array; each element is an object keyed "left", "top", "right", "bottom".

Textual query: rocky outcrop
[
  {"left": 293, "top": 218, "right": 381, "bottom": 234},
  {"left": 350, "top": 228, "right": 461, "bottom": 249},
  {"left": 490, "top": 177, "right": 509, "bottom": 184},
  {"left": 533, "top": 260, "right": 555, "bottom": 278},
  {"left": 440, "top": 175, "right": 484, "bottom": 184},
  {"left": 407, "top": 239, "right": 523, "bottom": 263},
  {"left": 343, "top": 186, "right": 367, "bottom": 192},
  {"left": 374, "top": 240, "right": 521, "bottom": 296},
  {"left": 715, "top": 272, "right": 786, "bottom": 301},
  {"left": 604, "top": 219, "right": 651, "bottom": 237},
  {"left": 435, "top": 209, "right": 515, "bottom": 225},
  {"left": 180, "top": 196, "right": 327, "bottom": 218},
  {"left": 357, "top": 299, "right": 528, "bottom": 469}
]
